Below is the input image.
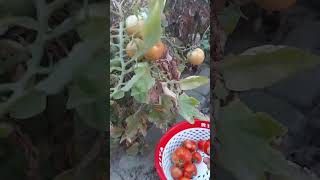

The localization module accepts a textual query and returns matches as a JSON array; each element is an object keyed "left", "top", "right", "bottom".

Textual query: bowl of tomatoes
[{"left": 154, "top": 119, "right": 210, "bottom": 180}]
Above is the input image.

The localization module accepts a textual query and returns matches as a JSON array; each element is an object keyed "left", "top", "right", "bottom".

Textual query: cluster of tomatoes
[
  {"left": 124, "top": 14, "right": 205, "bottom": 65},
  {"left": 170, "top": 139, "right": 210, "bottom": 180}
]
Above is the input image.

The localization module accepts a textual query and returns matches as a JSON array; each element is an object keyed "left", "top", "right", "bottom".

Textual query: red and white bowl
[{"left": 154, "top": 119, "right": 210, "bottom": 180}]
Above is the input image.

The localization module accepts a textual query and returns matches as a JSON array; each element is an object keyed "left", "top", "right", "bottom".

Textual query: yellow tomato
[
  {"left": 144, "top": 42, "right": 166, "bottom": 61},
  {"left": 187, "top": 48, "right": 205, "bottom": 65},
  {"left": 254, "top": 0, "right": 296, "bottom": 11},
  {"left": 125, "top": 15, "right": 145, "bottom": 38},
  {"left": 125, "top": 38, "right": 144, "bottom": 58}
]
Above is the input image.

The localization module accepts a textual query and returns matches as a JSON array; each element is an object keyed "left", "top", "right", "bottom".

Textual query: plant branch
[
  {"left": 0, "top": 0, "right": 49, "bottom": 116},
  {"left": 47, "top": 0, "right": 72, "bottom": 15},
  {"left": 0, "top": 17, "right": 38, "bottom": 30}
]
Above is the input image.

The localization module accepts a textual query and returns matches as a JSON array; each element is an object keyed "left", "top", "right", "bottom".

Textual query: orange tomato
[
  {"left": 187, "top": 48, "right": 205, "bottom": 65},
  {"left": 125, "top": 38, "right": 144, "bottom": 58},
  {"left": 144, "top": 42, "right": 166, "bottom": 61}
]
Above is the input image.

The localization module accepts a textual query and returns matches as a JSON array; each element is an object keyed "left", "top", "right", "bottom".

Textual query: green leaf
[
  {"left": 74, "top": 47, "right": 106, "bottom": 98},
  {"left": 75, "top": 100, "right": 106, "bottom": 131},
  {"left": 148, "top": 96, "right": 174, "bottom": 128},
  {"left": 0, "top": 39, "right": 29, "bottom": 75},
  {"left": 218, "top": 46, "right": 320, "bottom": 91},
  {"left": 0, "top": 0, "right": 35, "bottom": 17},
  {"left": 214, "top": 79, "right": 228, "bottom": 100},
  {"left": 110, "top": 126, "right": 124, "bottom": 139},
  {"left": 9, "top": 91, "right": 46, "bottom": 119},
  {"left": 178, "top": 64, "right": 186, "bottom": 72},
  {"left": 138, "top": 0, "right": 163, "bottom": 56},
  {"left": 66, "top": 84, "right": 96, "bottom": 109},
  {"left": 112, "top": 90, "right": 125, "bottom": 100},
  {"left": 121, "top": 62, "right": 149, "bottom": 92},
  {"left": 217, "top": 100, "right": 297, "bottom": 180},
  {"left": 218, "top": 4, "right": 242, "bottom": 35},
  {"left": 36, "top": 38, "right": 104, "bottom": 94},
  {"left": 131, "top": 71, "right": 155, "bottom": 103},
  {"left": 120, "top": 62, "right": 155, "bottom": 103},
  {"left": 179, "top": 76, "right": 209, "bottom": 90},
  {"left": 0, "top": 123, "right": 13, "bottom": 138},
  {"left": 125, "top": 115, "right": 139, "bottom": 143},
  {"left": 77, "top": 17, "right": 106, "bottom": 40},
  {"left": 177, "top": 93, "right": 205, "bottom": 123}
]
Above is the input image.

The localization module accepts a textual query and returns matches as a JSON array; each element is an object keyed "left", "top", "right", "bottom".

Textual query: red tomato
[
  {"left": 192, "top": 152, "right": 202, "bottom": 164},
  {"left": 179, "top": 177, "right": 191, "bottom": 180},
  {"left": 183, "top": 171, "right": 192, "bottom": 178},
  {"left": 198, "top": 140, "right": 206, "bottom": 152},
  {"left": 183, "top": 140, "right": 197, "bottom": 152},
  {"left": 172, "top": 147, "right": 192, "bottom": 166},
  {"left": 184, "top": 162, "right": 197, "bottom": 177},
  {"left": 204, "top": 140, "right": 210, "bottom": 155},
  {"left": 170, "top": 166, "right": 183, "bottom": 179},
  {"left": 171, "top": 153, "right": 183, "bottom": 167},
  {"left": 183, "top": 140, "right": 193, "bottom": 151},
  {"left": 190, "top": 140, "right": 197, "bottom": 152}
]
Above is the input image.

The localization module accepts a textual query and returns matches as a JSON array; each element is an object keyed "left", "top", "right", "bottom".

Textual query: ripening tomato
[
  {"left": 190, "top": 140, "right": 197, "bottom": 152},
  {"left": 254, "top": 0, "right": 296, "bottom": 11},
  {"left": 183, "top": 140, "right": 197, "bottom": 152},
  {"left": 198, "top": 140, "right": 206, "bottom": 152},
  {"left": 144, "top": 41, "right": 166, "bottom": 61},
  {"left": 179, "top": 177, "right": 191, "bottom": 180},
  {"left": 204, "top": 140, "right": 210, "bottom": 155},
  {"left": 192, "top": 152, "right": 202, "bottom": 164},
  {"left": 172, "top": 147, "right": 192, "bottom": 166},
  {"left": 182, "top": 139, "right": 195, "bottom": 152},
  {"left": 182, "top": 170, "right": 192, "bottom": 179},
  {"left": 187, "top": 48, "right": 205, "bottom": 65},
  {"left": 125, "top": 14, "right": 145, "bottom": 38},
  {"left": 125, "top": 38, "right": 144, "bottom": 58},
  {"left": 170, "top": 166, "right": 183, "bottom": 179},
  {"left": 184, "top": 162, "right": 197, "bottom": 177},
  {"left": 171, "top": 153, "right": 183, "bottom": 167}
]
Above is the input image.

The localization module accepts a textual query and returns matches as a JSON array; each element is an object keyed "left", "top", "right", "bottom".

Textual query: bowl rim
[{"left": 154, "top": 119, "right": 210, "bottom": 180}]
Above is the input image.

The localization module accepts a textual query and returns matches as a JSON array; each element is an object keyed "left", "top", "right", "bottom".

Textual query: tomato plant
[
  {"left": 110, "top": 0, "right": 209, "bottom": 155},
  {"left": 213, "top": 1, "right": 320, "bottom": 180}
]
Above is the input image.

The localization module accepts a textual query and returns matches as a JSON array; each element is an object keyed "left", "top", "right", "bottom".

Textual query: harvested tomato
[
  {"left": 183, "top": 171, "right": 192, "bottom": 178},
  {"left": 198, "top": 140, "right": 206, "bottom": 152},
  {"left": 172, "top": 147, "right": 192, "bottom": 166},
  {"left": 179, "top": 177, "right": 191, "bottom": 180},
  {"left": 170, "top": 166, "right": 183, "bottom": 179},
  {"left": 192, "top": 152, "right": 202, "bottom": 164},
  {"left": 183, "top": 140, "right": 197, "bottom": 152},
  {"left": 184, "top": 162, "right": 197, "bottom": 177},
  {"left": 144, "top": 41, "right": 166, "bottom": 61},
  {"left": 125, "top": 38, "right": 144, "bottom": 58},
  {"left": 190, "top": 140, "right": 197, "bottom": 152},
  {"left": 187, "top": 48, "right": 205, "bottom": 65},
  {"left": 171, "top": 153, "right": 183, "bottom": 167},
  {"left": 204, "top": 140, "right": 210, "bottom": 155}
]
